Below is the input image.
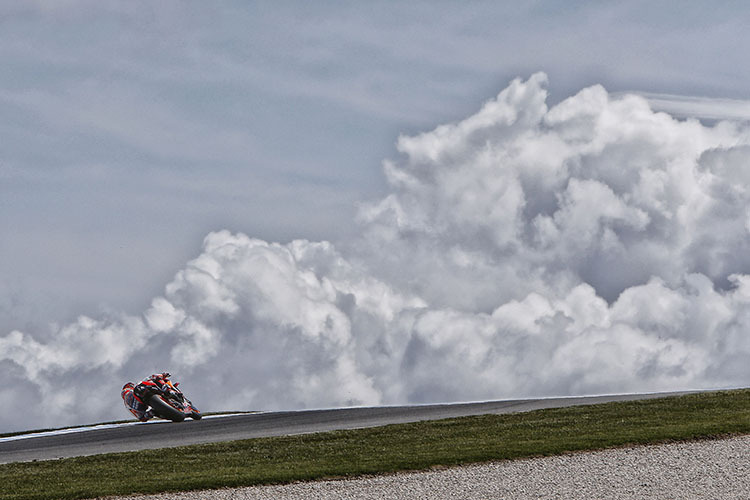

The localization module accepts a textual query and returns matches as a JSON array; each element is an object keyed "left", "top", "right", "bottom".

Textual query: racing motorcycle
[{"left": 134, "top": 378, "right": 202, "bottom": 422}]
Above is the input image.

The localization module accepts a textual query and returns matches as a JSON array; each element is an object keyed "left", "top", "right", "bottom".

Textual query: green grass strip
[{"left": 2, "top": 389, "right": 749, "bottom": 500}]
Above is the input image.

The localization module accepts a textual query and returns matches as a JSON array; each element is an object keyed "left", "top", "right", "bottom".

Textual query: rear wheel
[{"left": 148, "top": 394, "right": 186, "bottom": 422}]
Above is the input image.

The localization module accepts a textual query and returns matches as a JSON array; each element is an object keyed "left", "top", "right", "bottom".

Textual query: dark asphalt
[{"left": 0, "top": 391, "right": 696, "bottom": 464}]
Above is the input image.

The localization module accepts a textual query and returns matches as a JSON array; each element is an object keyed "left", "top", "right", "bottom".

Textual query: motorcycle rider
[{"left": 121, "top": 372, "right": 172, "bottom": 422}]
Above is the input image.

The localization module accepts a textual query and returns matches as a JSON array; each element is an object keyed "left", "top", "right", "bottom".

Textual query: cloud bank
[
  {"left": 3, "top": 73, "right": 750, "bottom": 432},
  {"left": 640, "top": 92, "right": 750, "bottom": 121}
]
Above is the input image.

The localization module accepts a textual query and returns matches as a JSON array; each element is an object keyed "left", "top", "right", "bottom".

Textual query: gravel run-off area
[{"left": 109, "top": 434, "right": 750, "bottom": 500}]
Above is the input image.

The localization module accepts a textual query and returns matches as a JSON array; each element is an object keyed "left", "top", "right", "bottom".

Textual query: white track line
[{"left": 0, "top": 413, "right": 250, "bottom": 443}]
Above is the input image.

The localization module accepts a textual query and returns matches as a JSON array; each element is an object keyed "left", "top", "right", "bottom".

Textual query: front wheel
[{"left": 148, "top": 394, "right": 186, "bottom": 422}]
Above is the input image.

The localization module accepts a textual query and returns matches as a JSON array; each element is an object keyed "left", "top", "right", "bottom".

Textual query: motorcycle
[{"left": 134, "top": 378, "right": 202, "bottom": 422}]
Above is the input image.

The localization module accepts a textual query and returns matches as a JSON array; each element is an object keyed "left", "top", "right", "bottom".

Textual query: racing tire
[
  {"left": 190, "top": 410, "right": 202, "bottom": 420},
  {"left": 148, "top": 394, "right": 186, "bottom": 422}
]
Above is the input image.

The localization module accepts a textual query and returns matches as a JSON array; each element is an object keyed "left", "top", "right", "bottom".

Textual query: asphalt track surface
[{"left": 0, "top": 391, "right": 696, "bottom": 464}]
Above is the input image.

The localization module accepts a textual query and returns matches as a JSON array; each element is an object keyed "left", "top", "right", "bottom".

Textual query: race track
[{"left": 0, "top": 391, "right": 695, "bottom": 464}]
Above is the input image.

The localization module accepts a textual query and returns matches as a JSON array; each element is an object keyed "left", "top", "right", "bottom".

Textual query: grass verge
[{"left": 2, "top": 389, "right": 749, "bottom": 500}]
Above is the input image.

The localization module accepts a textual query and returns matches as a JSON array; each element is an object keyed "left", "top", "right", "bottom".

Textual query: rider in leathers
[{"left": 121, "top": 372, "right": 171, "bottom": 422}]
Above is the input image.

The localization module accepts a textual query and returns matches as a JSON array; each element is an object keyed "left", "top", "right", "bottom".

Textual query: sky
[{"left": 2, "top": 1, "right": 750, "bottom": 433}]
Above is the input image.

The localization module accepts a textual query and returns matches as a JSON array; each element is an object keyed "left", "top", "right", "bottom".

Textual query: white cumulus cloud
[{"left": 2, "top": 73, "right": 750, "bottom": 432}]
